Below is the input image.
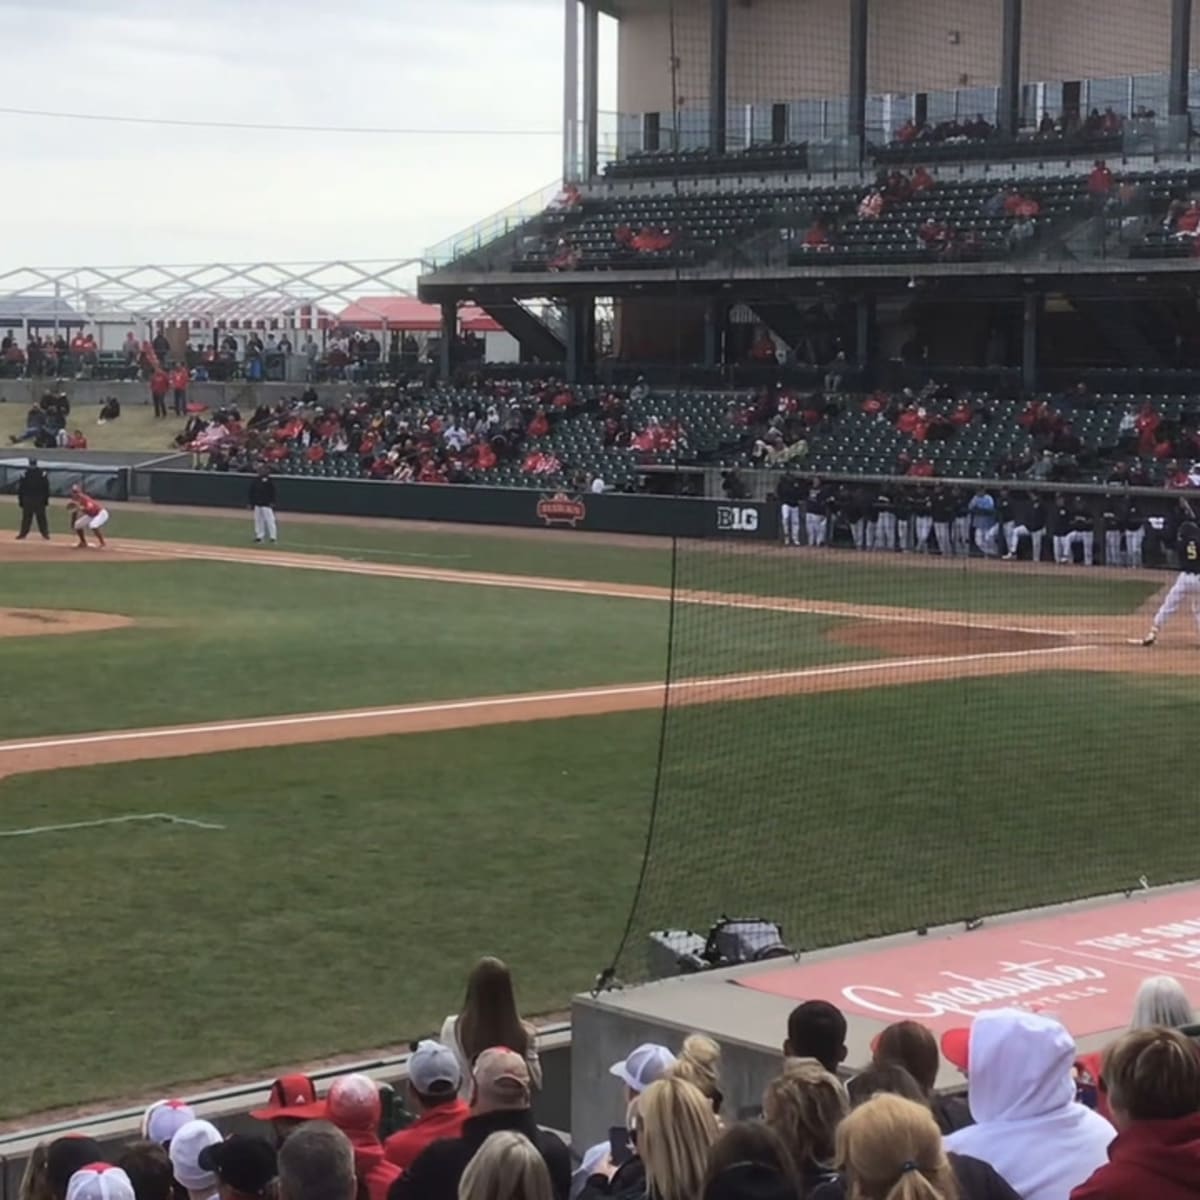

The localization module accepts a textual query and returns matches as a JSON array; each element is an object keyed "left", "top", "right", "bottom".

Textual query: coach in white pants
[{"left": 249, "top": 464, "right": 278, "bottom": 544}]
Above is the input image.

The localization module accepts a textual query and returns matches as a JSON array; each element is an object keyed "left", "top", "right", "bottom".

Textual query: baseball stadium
[{"left": 6, "top": 2, "right": 1200, "bottom": 1198}]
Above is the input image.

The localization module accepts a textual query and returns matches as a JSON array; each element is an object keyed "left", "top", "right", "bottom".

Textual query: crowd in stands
[
  {"left": 184, "top": 380, "right": 630, "bottom": 492},
  {"left": 25, "top": 961, "right": 1200, "bottom": 1200},
  {"left": 887, "top": 105, "right": 1150, "bottom": 152}
]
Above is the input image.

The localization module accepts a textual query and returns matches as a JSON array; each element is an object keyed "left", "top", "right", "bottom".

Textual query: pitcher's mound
[{"left": 0, "top": 608, "right": 133, "bottom": 639}]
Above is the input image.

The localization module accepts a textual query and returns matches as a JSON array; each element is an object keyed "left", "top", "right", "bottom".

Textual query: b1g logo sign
[{"left": 717, "top": 505, "right": 759, "bottom": 533}]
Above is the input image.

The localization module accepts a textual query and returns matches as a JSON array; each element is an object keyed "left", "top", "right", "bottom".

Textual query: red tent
[{"left": 336, "top": 297, "right": 503, "bottom": 334}]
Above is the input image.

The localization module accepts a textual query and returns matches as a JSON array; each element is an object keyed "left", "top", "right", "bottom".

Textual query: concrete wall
[{"left": 617, "top": 0, "right": 1188, "bottom": 114}]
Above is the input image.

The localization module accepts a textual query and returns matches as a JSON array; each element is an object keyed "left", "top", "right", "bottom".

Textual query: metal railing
[{"left": 424, "top": 180, "right": 565, "bottom": 268}]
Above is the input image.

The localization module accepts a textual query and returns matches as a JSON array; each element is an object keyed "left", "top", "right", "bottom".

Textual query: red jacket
[
  {"left": 171, "top": 366, "right": 189, "bottom": 391},
  {"left": 346, "top": 1131, "right": 402, "bottom": 1200},
  {"left": 383, "top": 1100, "right": 470, "bottom": 1171},
  {"left": 1071, "top": 1115, "right": 1200, "bottom": 1200},
  {"left": 150, "top": 370, "right": 170, "bottom": 395}
]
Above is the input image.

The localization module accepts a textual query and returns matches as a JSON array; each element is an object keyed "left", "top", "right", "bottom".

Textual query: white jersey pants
[
  {"left": 1153, "top": 571, "right": 1200, "bottom": 633},
  {"left": 780, "top": 504, "right": 800, "bottom": 545},
  {"left": 254, "top": 505, "right": 278, "bottom": 541}
]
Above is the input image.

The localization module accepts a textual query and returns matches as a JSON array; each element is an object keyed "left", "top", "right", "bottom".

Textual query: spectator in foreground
[
  {"left": 763, "top": 1061, "right": 847, "bottom": 1194},
  {"left": 702, "top": 1122, "right": 800, "bottom": 1200},
  {"left": 19, "top": 1143, "right": 53, "bottom": 1200},
  {"left": 572, "top": 1044, "right": 676, "bottom": 1197},
  {"left": 441, "top": 957, "right": 542, "bottom": 1094},
  {"left": 618, "top": 1078, "right": 719, "bottom": 1200},
  {"left": 1071, "top": 1027, "right": 1200, "bottom": 1200},
  {"left": 115, "top": 1144, "right": 174, "bottom": 1200},
  {"left": 279, "top": 1123, "right": 356, "bottom": 1200},
  {"left": 66, "top": 1167, "right": 136, "bottom": 1200},
  {"left": 48, "top": 1140, "right": 105, "bottom": 1200},
  {"left": 251, "top": 1075, "right": 321, "bottom": 1147},
  {"left": 872, "top": 1021, "right": 971, "bottom": 1134},
  {"left": 839, "top": 1065, "right": 1019, "bottom": 1200},
  {"left": 816, "top": 1094, "right": 958, "bottom": 1200},
  {"left": 784, "top": 1000, "right": 848, "bottom": 1075},
  {"left": 946, "top": 1010, "right": 1114, "bottom": 1200},
  {"left": 665, "top": 1035, "right": 722, "bottom": 1115},
  {"left": 460, "top": 1132, "right": 554, "bottom": 1200},
  {"left": 198, "top": 1136, "right": 278, "bottom": 1200},
  {"left": 1131, "top": 974, "right": 1194, "bottom": 1028},
  {"left": 394, "top": 1048, "right": 569, "bottom": 1200},
  {"left": 140, "top": 1101, "right": 197, "bottom": 1150},
  {"left": 169, "top": 1121, "right": 224, "bottom": 1200},
  {"left": 383, "top": 1041, "right": 468, "bottom": 1171},
  {"left": 291, "top": 1074, "right": 399, "bottom": 1200}
]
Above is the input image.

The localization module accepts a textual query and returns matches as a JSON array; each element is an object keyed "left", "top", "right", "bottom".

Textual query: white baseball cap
[
  {"left": 609, "top": 1044, "right": 676, "bottom": 1093},
  {"left": 66, "top": 1166, "right": 135, "bottom": 1200},
  {"left": 170, "top": 1120, "right": 222, "bottom": 1192},
  {"left": 408, "top": 1040, "right": 462, "bottom": 1096},
  {"left": 141, "top": 1099, "right": 196, "bottom": 1147}
]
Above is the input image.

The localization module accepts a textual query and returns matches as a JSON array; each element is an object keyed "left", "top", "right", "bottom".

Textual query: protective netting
[
  {"left": 609, "top": 481, "right": 1200, "bottom": 985},
  {"left": 599, "top": 0, "right": 1200, "bottom": 987}
]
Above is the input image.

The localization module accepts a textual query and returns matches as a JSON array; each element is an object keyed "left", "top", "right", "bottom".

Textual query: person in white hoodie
[{"left": 946, "top": 1009, "right": 1115, "bottom": 1200}]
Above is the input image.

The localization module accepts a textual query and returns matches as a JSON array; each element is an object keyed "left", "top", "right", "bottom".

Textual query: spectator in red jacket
[
  {"left": 911, "top": 166, "right": 936, "bottom": 193},
  {"left": 1071, "top": 1027, "right": 1200, "bottom": 1200},
  {"left": 150, "top": 368, "right": 170, "bottom": 419},
  {"left": 384, "top": 1041, "right": 469, "bottom": 1172},
  {"left": 1088, "top": 160, "right": 1115, "bottom": 205},
  {"left": 170, "top": 365, "right": 190, "bottom": 417},
  {"left": 802, "top": 220, "right": 830, "bottom": 249},
  {"left": 289, "top": 1074, "right": 400, "bottom": 1200}
]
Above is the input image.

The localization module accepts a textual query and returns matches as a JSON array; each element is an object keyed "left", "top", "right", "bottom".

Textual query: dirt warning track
[{"left": 0, "top": 535, "right": 1190, "bottom": 781}]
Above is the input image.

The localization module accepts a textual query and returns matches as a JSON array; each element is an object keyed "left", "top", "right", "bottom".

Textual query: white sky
[{"left": 0, "top": 0, "right": 616, "bottom": 275}]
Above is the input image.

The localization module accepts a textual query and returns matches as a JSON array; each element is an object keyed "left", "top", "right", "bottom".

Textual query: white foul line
[
  {"left": 117, "top": 541, "right": 1078, "bottom": 638},
  {"left": 0, "top": 644, "right": 1093, "bottom": 756},
  {"left": 0, "top": 812, "right": 225, "bottom": 838}
]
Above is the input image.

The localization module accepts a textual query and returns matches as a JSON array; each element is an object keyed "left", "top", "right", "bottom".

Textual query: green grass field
[
  {"left": 0, "top": 505, "right": 1183, "bottom": 1118},
  {"left": 112, "top": 504, "right": 1157, "bottom": 614}
]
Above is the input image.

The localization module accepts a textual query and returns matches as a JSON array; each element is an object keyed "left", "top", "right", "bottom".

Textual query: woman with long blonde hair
[
  {"left": 637, "top": 1077, "right": 720, "bottom": 1200},
  {"left": 834, "top": 1094, "right": 959, "bottom": 1200},
  {"left": 459, "top": 1131, "right": 554, "bottom": 1200}
]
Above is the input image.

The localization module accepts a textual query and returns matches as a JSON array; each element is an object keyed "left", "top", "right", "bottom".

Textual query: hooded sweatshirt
[
  {"left": 1070, "top": 1114, "right": 1200, "bottom": 1200},
  {"left": 946, "top": 1010, "right": 1115, "bottom": 1200}
]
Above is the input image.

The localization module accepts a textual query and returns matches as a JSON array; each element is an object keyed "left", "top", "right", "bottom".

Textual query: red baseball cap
[
  {"left": 941, "top": 1027, "right": 971, "bottom": 1071},
  {"left": 270, "top": 1074, "right": 381, "bottom": 1132},
  {"left": 249, "top": 1074, "right": 318, "bottom": 1121}
]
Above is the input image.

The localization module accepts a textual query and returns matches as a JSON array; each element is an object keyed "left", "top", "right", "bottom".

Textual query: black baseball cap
[{"left": 197, "top": 1137, "right": 277, "bottom": 1196}]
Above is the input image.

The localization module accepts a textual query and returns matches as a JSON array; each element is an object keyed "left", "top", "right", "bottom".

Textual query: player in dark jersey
[{"left": 1141, "top": 518, "right": 1200, "bottom": 645}]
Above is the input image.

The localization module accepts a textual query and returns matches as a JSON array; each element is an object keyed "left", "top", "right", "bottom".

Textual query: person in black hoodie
[
  {"left": 390, "top": 1048, "right": 570, "bottom": 1200},
  {"left": 1050, "top": 493, "right": 1074, "bottom": 565},
  {"left": 810, "top": 1088, "right": 1019, "bottom": 1200},
  {"left": 777, "top": 472, "right": 803, "bottom": 548}
]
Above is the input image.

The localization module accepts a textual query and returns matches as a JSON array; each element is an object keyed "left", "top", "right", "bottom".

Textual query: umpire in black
[{"left": 16, "top": 457, "right": 51, "bottom": 541}]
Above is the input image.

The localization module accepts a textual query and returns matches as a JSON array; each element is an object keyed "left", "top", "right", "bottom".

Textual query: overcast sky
[{"left": 1, "top": 0, "right": 616, "bottom": 278}]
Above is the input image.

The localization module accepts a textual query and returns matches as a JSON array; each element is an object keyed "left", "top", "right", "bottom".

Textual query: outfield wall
[{"left": 146, "top": 470, "right": 782, "bottom": 542}]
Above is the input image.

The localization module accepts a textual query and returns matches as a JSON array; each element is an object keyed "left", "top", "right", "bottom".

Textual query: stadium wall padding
[{"left": 146, "top": 470, "right": 781, "bottom": 541}]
